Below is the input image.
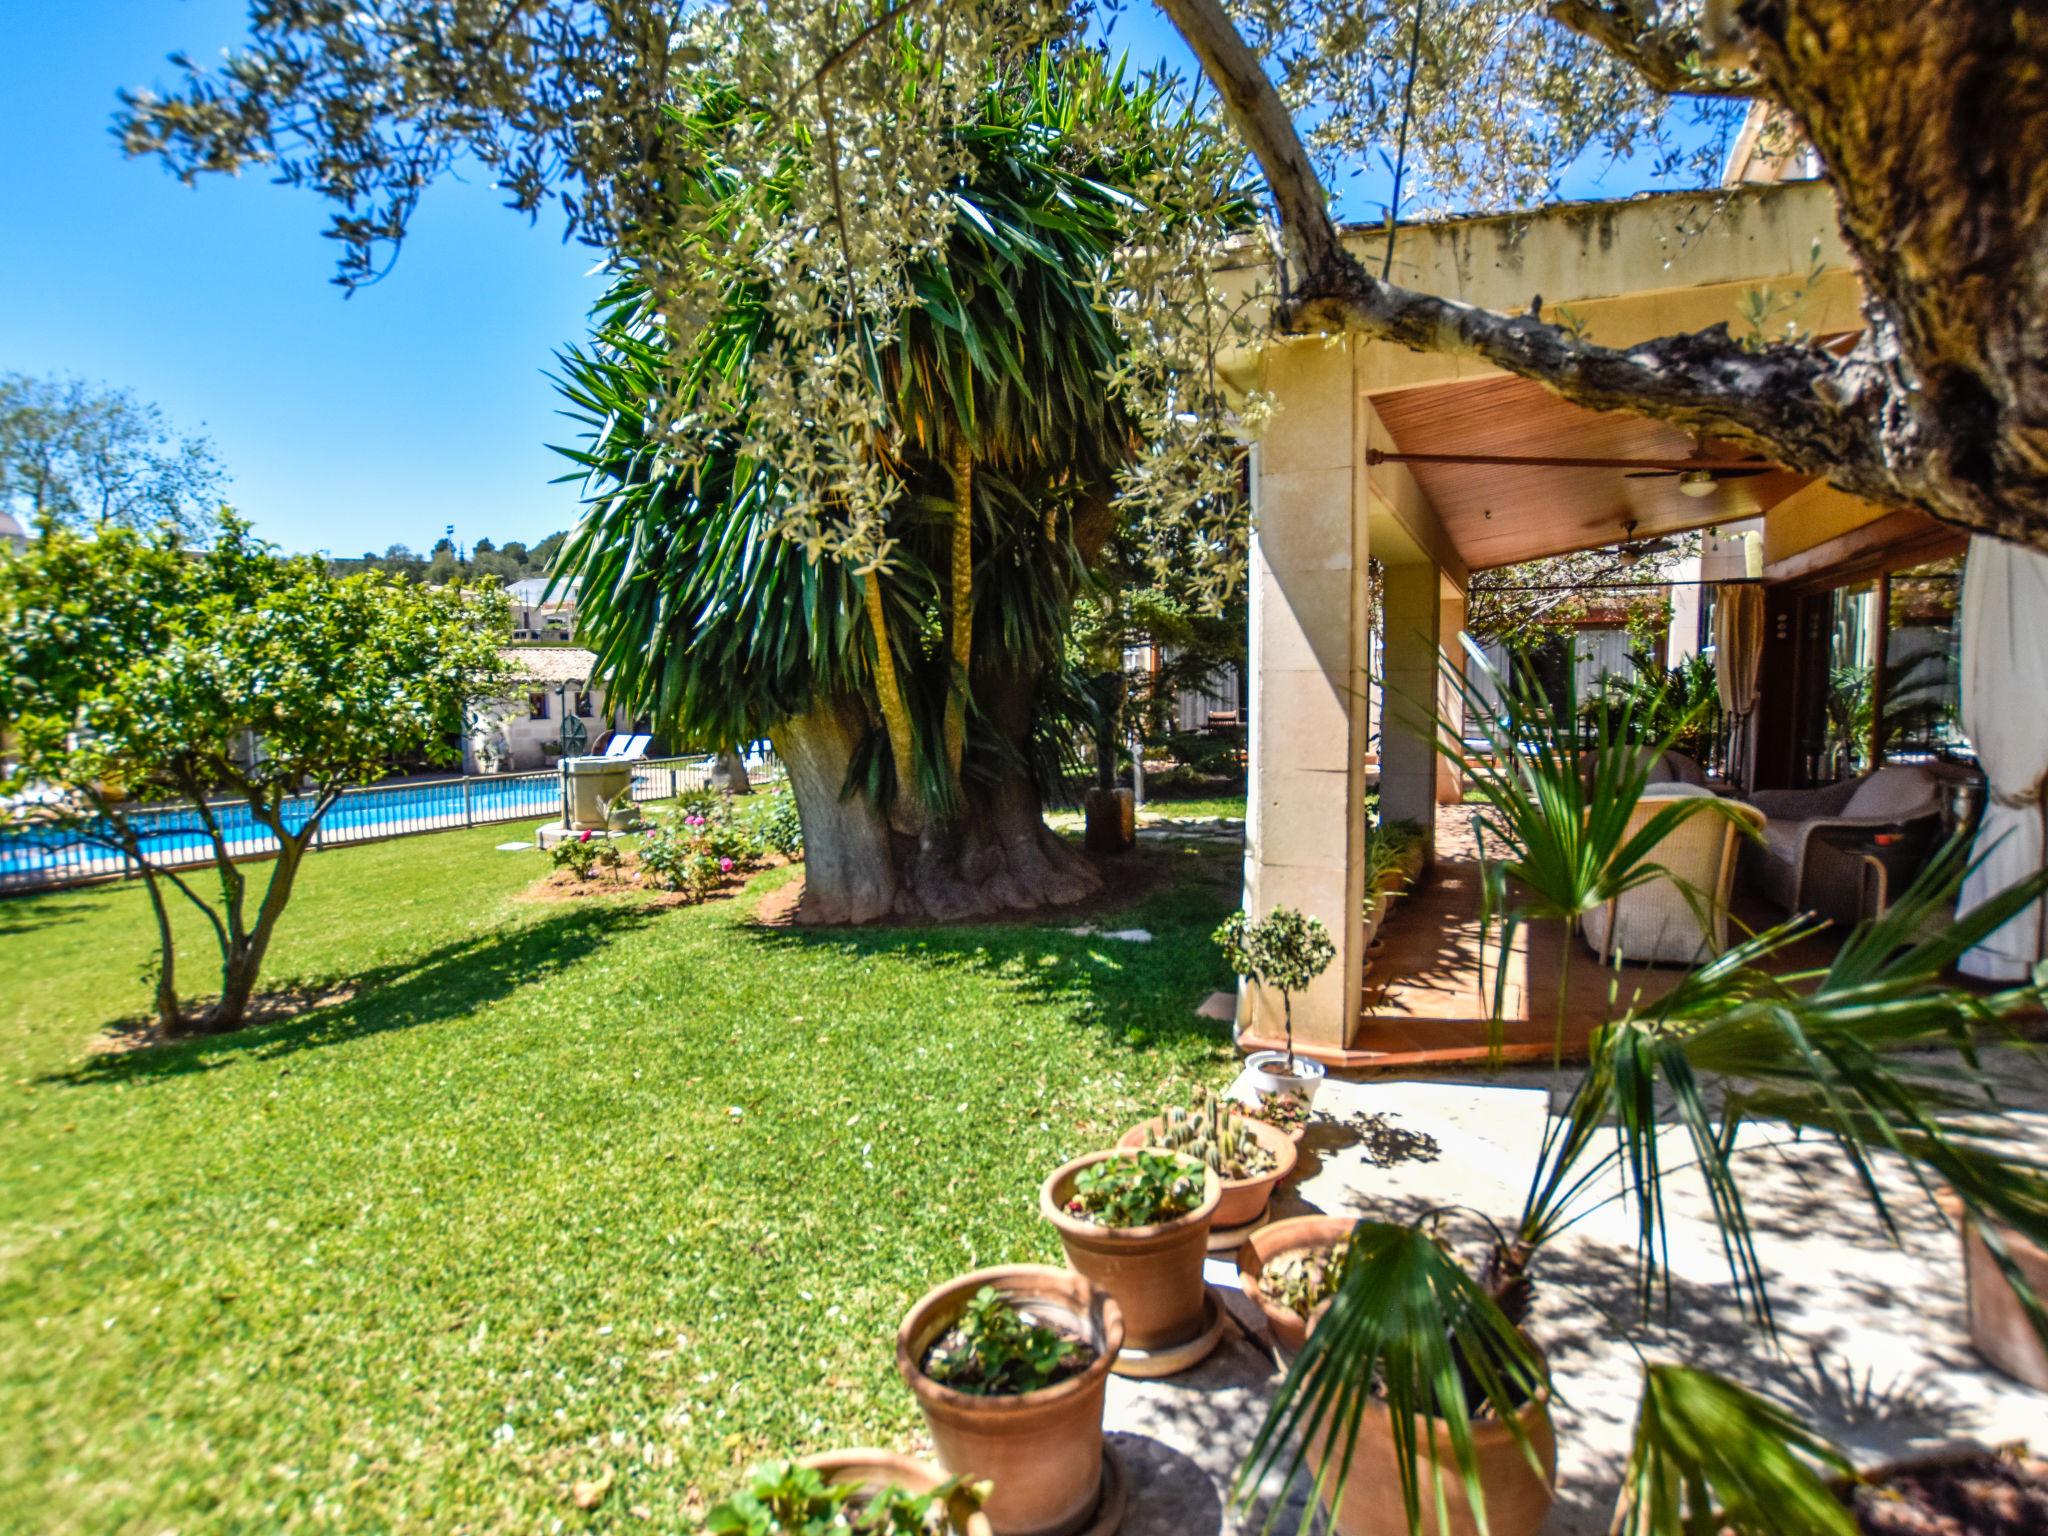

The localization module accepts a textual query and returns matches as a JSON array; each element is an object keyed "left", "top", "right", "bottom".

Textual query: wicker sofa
[
  {"left": 1742, "top": 765, "right": 1944, "bottom": 923},
  {"left": 1584, "top": 784, "right": 1763, "bottom": 965}
]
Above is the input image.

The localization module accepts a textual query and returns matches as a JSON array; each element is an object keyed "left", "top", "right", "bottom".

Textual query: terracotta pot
[
  {"left": 1038, "top": 1149, "right": 1219, "bottom": 1352},
  {"left": 799, "top": 1450, "right": 996, "bottom": 1536},
  {"left": 896, "top": 1265, "right": 1122, "bottom": 1536},
  {"left": 1943, "top": 1190, "right": 2048, "bottom": 1389},
  {"left": 1313, "top": 1385, "right": 1556, "bottom": 1536},
  {"left": 1236, "top": 1215, "right": 1358, "bottom": 1354},
  {"left": 1115, "top": 1115, "right": 1298, "bottom": 1230}
]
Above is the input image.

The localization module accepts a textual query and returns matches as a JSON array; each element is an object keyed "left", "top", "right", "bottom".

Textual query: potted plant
[
  {"left": 1038, "top": 1148, "right": 1218, "bottom": 1360},
  {"left": 1236, "top": 1215, "right": 1358, "bottom": 1354},
  {"left": 1940, "top": 1189, "right": 2048, "bottom": 1390},
  {"left": 708, "top": 1455, "right": 992, "bottom": 1536},
  {"left": 602, "top": 787, "right": 640, "bottom": 833},
  {"left": 1226, "top": 650, "right": 2048, "bottom": 1536},
  {"left": 1233, "top": 1088, "right": 1313, "bottom": 1144},
  {"left": 1117, "top": 1086, "right": 1297, "bottom": 1233},
  {"left": 1215, "top": 907, "right": 1335, "bottom": 1103},
  {"left": 896, "top": 1267, "right": 1122, "bottom": 1536}
]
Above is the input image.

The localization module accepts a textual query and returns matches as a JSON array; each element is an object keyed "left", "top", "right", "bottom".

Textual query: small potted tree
[
  {"left": 1039, "top": 1148, "right": 1219, "bottom": 1372},
  {"left": 896, "top": 1266, "right": 1123, "bottom": 1536},
  {"left": 1215, "top": 907, "right": 1336, "bottom": 1104}
]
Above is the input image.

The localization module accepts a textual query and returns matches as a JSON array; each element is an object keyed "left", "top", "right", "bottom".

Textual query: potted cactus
[
  {"left": 896, "top": 1267, "right": 1122, "bottom": 1536},
  {"left": 1039, "top": 1148, "right": 1218, "bottom": 1361},
  {"left": 1117, "top": 1086, "right": 1298, "bottom": 1232},
  {"left": 1236, "top": 1215, "right": 1359, "bottom": 1353},
  {"left": 1215, "top": 906, "right": 1336, "bottom": 1104}
]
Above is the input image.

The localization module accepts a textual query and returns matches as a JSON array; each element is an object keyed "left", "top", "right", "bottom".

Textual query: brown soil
[
  {"left": 1848, "top": 1447, "right": 2048, "bottom": 1535},
  {"left": 90, "top": 982, "right": 358, "bottom": 1054},
  {"left": 520, "top": 850, "right": 790, "bottom": 909}
]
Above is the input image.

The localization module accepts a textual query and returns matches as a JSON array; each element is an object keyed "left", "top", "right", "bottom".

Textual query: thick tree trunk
[
  {"left": 711, "top": 749, "right": 753, "bottom": 795},
  {"left": 772, "top": 684, "right": 1100, "bottom": 926},
  {"left": 772, "top": 695, "right": 900, "bottom": 924}
]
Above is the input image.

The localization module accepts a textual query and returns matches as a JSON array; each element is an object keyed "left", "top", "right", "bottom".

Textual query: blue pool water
[{"left": 0, "top": 774, "right": 565, "bottom": 886}]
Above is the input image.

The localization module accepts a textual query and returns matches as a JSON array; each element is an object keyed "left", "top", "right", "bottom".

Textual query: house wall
[
  {"left": 1239, "top": 179, "right": 1866, "bottom": 1052},
  {"left": 466, "top": 684, "right": 622, "bottom": 773}
]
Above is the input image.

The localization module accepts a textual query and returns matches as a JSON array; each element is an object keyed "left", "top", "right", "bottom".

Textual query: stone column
[
  {"left": 1377, "top": 561, "right": 1444, "bottom": 840},
  {"left": 1436, "top": 580, "right": 1467, "bottom": 808},
  {"left": 1241, "top": 341, "right": 1371, "bottom": 1051}
]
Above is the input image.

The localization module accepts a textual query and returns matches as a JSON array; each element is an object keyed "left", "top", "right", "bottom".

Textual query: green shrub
[{"left": 551, "top": 834, "right": 622, "bottom": 883}]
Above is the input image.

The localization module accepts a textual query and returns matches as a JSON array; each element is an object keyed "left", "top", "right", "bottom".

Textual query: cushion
[
  {"left": 1642, "top": 782, "right": 1714, "bottom": 800},
  {"left": 1663, "top": 752, "right": 1708, "bottom": 787},
  {"left": 1843, "top": 766, "right": 1936, "bottom": 820},
  {"left": 1761, "top": 817, "right": 1801, "bottom": 866}
]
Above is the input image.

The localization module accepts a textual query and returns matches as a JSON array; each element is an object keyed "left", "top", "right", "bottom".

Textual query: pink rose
[
  {"left": 579, "top": 829, "right": 591, "bottom": 843},
  {"left": 719, "top": 857, "right": 734, "bottom": 872}
]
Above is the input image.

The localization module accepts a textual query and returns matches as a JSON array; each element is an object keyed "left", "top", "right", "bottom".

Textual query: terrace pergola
[{"left": 1228, "top": 178, "right": 1979, "bottom": 1062}]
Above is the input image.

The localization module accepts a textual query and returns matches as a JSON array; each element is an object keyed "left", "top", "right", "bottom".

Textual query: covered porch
[{"left": 1236, "top": 177, "right": 2014, "bottom": 1064}]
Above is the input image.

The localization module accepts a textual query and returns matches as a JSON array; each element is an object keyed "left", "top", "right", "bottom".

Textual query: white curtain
[
  {"left": 1958, "top": 535, "right": 2048, "bottom": 980},
  {"left": 1714, "top": 583, "right": 1765, "bottom": 788}
]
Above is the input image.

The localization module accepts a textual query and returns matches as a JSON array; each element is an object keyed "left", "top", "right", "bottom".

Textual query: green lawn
[{"left": 0, "top": 826, "right": 1240, "bottom": 1534}]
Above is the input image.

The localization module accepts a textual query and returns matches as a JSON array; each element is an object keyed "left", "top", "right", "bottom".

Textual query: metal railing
[{"left": 0, "top": 752, "right": 782, "bottom": 895}]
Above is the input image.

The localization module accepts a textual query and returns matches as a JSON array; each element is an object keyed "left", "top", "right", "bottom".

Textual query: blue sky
[{"left": 3, "top": 4, "right": 1724, "bottom": 557}]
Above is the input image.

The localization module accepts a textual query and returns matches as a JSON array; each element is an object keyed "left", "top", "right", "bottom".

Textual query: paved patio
[{"left": 1101, "top": 1065, "right": 2048, "bottom": 1535}]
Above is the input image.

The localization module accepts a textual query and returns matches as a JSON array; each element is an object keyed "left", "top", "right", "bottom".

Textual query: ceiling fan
[
  {"left": 1615, "top": 519, "right": 1678, "bottom": 567},
  {"left": 1621, "top": 439, "right": 1773, "bottom": 498}
]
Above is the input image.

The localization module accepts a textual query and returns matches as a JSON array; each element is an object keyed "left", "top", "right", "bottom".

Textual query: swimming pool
[{"left": 0, "top": 756, "right": 729, "bottom": 891}]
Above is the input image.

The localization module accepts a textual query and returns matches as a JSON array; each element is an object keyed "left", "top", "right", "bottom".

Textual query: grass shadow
[
  {"left": 739, "top": 851, "right": 1239, "bottom": 1056},
  {"left": 0, "top": 891, "right": 91, "bottom": 938},
  {"left": 49, "top": 900, "right": 657, "bottom": 1086}
]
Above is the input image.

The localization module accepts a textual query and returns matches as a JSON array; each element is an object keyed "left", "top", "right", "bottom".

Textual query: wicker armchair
[
  {"left": 1742, "top": 765, "right": 1943, "bottom": 923},
  {"left": 1584, "top": 784, "right": 1764, "bottom": 966}
]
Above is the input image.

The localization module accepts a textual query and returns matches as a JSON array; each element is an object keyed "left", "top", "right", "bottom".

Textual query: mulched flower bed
[{"left": 1848, "top": 1447, "right": 2048, "bottom": 1535}]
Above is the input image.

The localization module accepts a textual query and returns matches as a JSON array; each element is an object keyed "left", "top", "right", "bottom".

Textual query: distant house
[
  {"left": 465, "top": 644, "right": 627, "bottom": 773},
  {"left": 0, "top": 510, "right": 27, "bottom": 555},
  {"left": 503, "top": 576, "right": 580, "bottom": 642}
]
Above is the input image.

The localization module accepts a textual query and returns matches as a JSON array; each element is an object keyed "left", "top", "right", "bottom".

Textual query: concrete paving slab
[{"left": 1101, "top": 1065, "right": 2048, "bottom": 1535}]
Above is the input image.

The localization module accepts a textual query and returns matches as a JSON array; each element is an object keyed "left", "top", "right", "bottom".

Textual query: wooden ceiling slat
[{"left": 1371, "top": 375, "right": 1814, "bottom": 571}]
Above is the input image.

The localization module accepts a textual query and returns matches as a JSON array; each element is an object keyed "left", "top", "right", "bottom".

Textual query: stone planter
[
  {"left": 798, "top": 1450, "right": 997, "bottom": 1536},
  {"left": 562, "top": 757, "right": 631, "bottom": 830},
  {"left": 896, "top": 1265, "right": 1122, "bottom": 1536},
  {"left": 1236, "top": 1215, "right": 1358, "bottom": 1354},
  {"left": 1313, "top": 1379, "right": 1555, "bottom": 1536},
  {"left": 1038, "top": 1150, "right": 1218, "bottom": 1353},
  {"left": 1115, "top": 1116, "right": 1297, "bottom": 1231},
  {"left": 1945, "top": 1191, "right": 2048, "bottom": 1389}
]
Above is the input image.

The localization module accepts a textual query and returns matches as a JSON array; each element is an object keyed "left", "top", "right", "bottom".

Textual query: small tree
[
  {"left": 1214, "top": 906, "right": 1335, "bottom": 1073},
  {"left": 0, "top": 517, "right": 509, "bottom": 1034}
]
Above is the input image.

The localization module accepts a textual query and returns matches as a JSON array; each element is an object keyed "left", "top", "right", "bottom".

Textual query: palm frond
[
  {"left": 1236, "top": 1221, "right": 1548, "bottom": 1536},
  {"left": 1615, "top": 1364, "right": 1857, "bottom": 1536}
]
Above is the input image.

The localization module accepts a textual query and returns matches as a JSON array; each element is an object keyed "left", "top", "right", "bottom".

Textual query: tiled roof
[{"left": 500, "top": 646, "right": 600, "bottom": 685}]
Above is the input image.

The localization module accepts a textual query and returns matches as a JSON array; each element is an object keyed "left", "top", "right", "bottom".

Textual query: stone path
[{"left": 1103, "top": 1068, "right": 2048, "bottom": 1535}]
